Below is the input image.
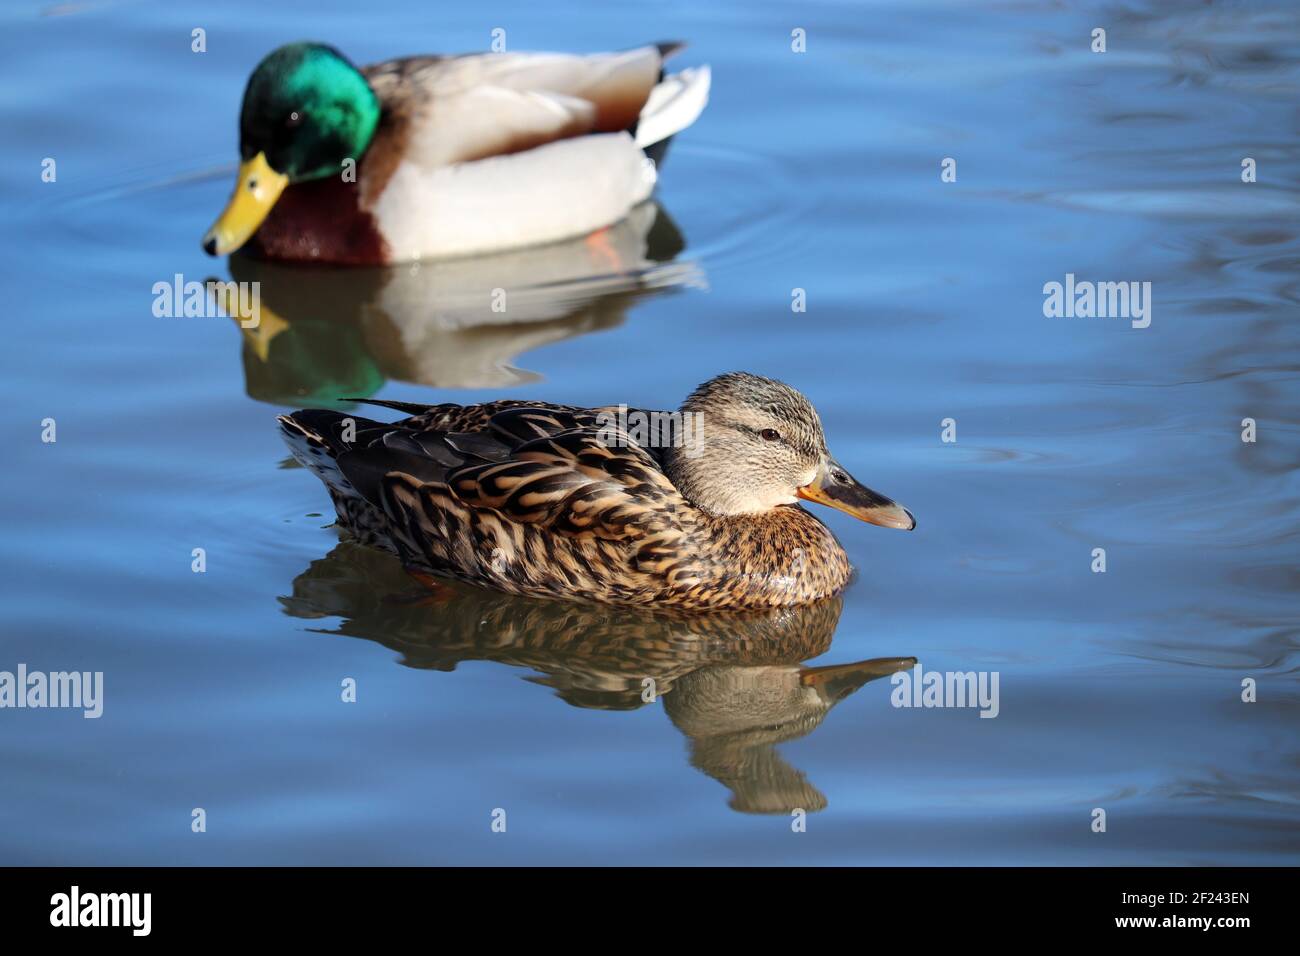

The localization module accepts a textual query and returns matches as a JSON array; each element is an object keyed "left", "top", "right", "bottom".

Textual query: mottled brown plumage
[
  {"left": 279, "top": 373, "right": 914, "bottom": 610},
  {"left": 283, "top": 540, "right": 917, "bottom": 811}
]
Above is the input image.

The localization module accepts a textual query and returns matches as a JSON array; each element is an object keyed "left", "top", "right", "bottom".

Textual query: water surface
[{"left": 1, "top": 0, "right": 1297, "bottom": 864}]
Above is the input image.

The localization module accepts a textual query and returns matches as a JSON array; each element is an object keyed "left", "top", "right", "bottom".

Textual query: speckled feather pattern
[{"left": 280, "top": 398, "right": 853, "bottom": 610}]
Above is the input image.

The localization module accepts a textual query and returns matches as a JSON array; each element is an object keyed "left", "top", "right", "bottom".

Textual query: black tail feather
[
  {"left": 284, "top": 409, "right": 388, "bottom": 456},
  {"left": 341, "top": 398, "right": 440, "bottom": 416}
]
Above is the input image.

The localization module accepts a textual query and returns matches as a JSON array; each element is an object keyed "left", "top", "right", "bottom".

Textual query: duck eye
[
  {"left": 760, "top": 428, "right": 781, "bottom": 442},
  {"left": 286, "top": 110, "right": 304, "bottom": 128}
]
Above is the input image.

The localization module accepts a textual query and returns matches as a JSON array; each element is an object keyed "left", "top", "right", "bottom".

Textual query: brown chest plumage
[{"left": 247, "top": 175, "right": 388, "bottom": 265}]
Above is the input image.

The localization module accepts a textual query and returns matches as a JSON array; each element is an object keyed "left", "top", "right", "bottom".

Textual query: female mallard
[
  {"left": 202, "top": 41, "right": 710, "bottom": 264},
  {"left": 279, "top": 373, "right": 914, "bottom": 610}
]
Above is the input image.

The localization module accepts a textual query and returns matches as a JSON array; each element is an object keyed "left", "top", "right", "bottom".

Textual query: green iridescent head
[{"left": 239, "top": 42, "right": 380, "bottom": 182}]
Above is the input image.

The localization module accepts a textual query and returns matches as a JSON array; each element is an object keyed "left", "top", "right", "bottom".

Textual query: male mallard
[
  {"left": 279, "top": 373, "right": 914, "bottom": 610},
  {"left": 202, "top": 41, "right": 710, "bottom": 264},
  {"left": 218, "top": 202, "right": 697, "bottom": 400}
]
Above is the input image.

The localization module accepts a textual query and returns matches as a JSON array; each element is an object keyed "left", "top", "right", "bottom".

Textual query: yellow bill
[{"left": 202, "top": 152, "right": 288, "bottom": 256}]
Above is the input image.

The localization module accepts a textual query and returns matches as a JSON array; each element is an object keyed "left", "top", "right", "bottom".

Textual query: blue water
[{"left": 1, "top": 0, "right": 1297, "bottom": 864}]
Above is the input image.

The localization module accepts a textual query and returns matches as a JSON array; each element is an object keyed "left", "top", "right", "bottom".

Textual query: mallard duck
[
  {"left": 279, "top": 373, "right": 915, "bottom": 610},
  {"left": 665, "top": 657, "right": 915, "bottom": 813},
  {"left": 215, "top": 202, "right": 698, "bottom": 401},
  {"left": 283, "top": 545, "right": 915, "bottom": 811},
  {"left": 202, "top": 41, "right": 710, "bottom": 264}
]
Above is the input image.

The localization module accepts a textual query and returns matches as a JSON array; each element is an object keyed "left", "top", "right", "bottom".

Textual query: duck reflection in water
[
  {"left": 209, "top": 202, "right": 701, "bottom": 404},
  {"left": 281, "top": 541, "right": 914, "bottom": 814}
]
